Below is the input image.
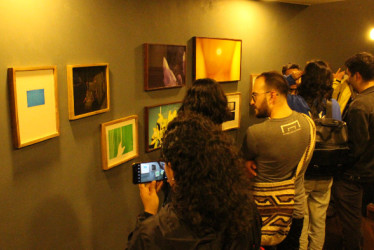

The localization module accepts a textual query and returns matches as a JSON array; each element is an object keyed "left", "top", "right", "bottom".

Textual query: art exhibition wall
[{"left": 0, "top": 0, "right": 373, "bottom": 248}]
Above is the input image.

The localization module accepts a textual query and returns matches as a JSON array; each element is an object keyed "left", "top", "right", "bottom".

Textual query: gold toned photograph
[{"left": 193, "top": 37, "right": 242, "bottom": 82}]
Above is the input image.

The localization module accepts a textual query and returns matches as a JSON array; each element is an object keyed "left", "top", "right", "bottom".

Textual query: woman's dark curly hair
[
  {"left": 161, "top": 112, "right": 261, "bottom": 248},
  {"left": 178, "top": 78, "right": 231, "bottom": 124},
  {"left": 297, "top": 60, "right": 333, "bottom": 117}
]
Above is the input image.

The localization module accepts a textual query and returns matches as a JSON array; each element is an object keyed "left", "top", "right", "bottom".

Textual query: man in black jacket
[{"left": 332, "top": 52, "right": 374, "bottom": 250}]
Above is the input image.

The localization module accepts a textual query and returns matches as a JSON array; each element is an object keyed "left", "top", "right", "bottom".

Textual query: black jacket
[
  {"left": 127, "top": 203, "right": 261, "bottom": 250},
  {"left": 342, "top": 86, "right": 374, "bottom": 182}
]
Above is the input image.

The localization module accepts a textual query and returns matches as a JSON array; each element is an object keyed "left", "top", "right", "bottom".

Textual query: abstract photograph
[
  {"left": 227, "top": 101, "right": 236, "bottom": 121},
  {"left": 193, "top": 37, "right": 242, "bottom": 82},
  {"left": 144, "top": 43, "right": 186, "bottom": 91},
  {"left": 145, "top": 102, "right": 181, "bottom": 152},
  {"left": 101, "top": 115, "right": 138, "bottom": 170},
  {"left": 67, "top": 63, "right": 110, "bottom": 120},
  {"left": 8, "top": 66, "right": 60, "bottom": 148},
  {"left": 222, "top": 93, "right": 241, "bottom": 131}
]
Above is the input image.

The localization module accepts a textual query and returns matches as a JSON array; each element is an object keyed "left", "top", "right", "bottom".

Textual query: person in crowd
[
  {"left": 242, "top": 71, "right": 313, "bottom": 250},
  {"left": 332, "top": 52, "right": 374, "bottom": 250},
  {"left": 127, "top": 113, "right": 262, "bottom": 250},
  {"left": 332, "top": 67, "right": 355, "bottom": 116},
  {"left": 286, "top": 60, "right": 341, "bottom": 250},
  {"left": 178, "top": 78, "right": 231, "bottom": 125},
  {"left": 282, "top": 63, "right": 303, "bottom": 95},
  {"left": 326, "top": 67, "right": 353, "bottom": 219},
  {"left": 159, "top": 77, "right": 232, "bottom": 205}
]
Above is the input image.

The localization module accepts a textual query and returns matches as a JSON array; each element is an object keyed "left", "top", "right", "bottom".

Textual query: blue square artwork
[{"left": 27, "top": 89, "right": 45, "bottom": 107}]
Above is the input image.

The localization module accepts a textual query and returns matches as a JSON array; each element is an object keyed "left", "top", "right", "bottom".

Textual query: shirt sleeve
[
  {"left": 345, "top": 106, "right": 369, "bottom": 160},
  {"left": 241, "top": 128, "right": 257, "bottom": 161},
  {"left": 126, "top": 212, "right": 154, "bottom": 249}
]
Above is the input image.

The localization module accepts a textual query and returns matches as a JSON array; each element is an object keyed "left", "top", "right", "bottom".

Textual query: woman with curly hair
[
  {"left": 178, "top": 78, "right": 232, "bottom": 125},
  {"left": 127, "top": 113, "right": 261, "bottom": 249},
  {"left": 286, "top": 60, "right": 341, "bottom": 250}
]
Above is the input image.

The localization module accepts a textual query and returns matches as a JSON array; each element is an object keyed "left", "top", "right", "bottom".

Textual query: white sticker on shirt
[{"left": 281, "top": 120, "right": 301, "bottom": 135}]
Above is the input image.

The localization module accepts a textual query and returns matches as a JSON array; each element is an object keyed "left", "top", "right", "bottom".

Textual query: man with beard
[{"left": 242, "top": 71, "right": 313, "bottom": 250}]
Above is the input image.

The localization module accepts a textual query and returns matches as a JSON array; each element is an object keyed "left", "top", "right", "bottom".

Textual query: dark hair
[
  {"left": 178, "top": 78, "right": 231, "bottom": 124},
  {"left": 345, "top": 52, "right": 374, "bottom": 82},
  {"left": 297, "top": 60, "right": 333, "bottom": 117},
  {"left": 161, "top": 113, "right": 260, "bottom": 248},
  {"left": 258, "top": 71, "right": 289, "bottom": 96},
  {"left": 282, "top": 63, "right": 300, "bottom": 75}
]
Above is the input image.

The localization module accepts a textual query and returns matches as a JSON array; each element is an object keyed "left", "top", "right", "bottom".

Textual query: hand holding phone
[{"left": 139, "top": 181, "right": 163, "bottom": 215}]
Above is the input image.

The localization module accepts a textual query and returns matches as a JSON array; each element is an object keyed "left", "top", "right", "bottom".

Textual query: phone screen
[{"left": 132, "top": 161, "right": 167, "bottom": 184}]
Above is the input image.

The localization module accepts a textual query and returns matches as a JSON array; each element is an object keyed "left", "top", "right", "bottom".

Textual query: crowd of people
[{"left": 127, "top": 51, "right": 374, "bottom": 250}]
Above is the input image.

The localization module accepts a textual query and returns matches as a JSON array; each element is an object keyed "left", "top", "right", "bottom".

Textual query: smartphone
[{"left": 132, "top": 161, "right": 167, "bottom": 184}]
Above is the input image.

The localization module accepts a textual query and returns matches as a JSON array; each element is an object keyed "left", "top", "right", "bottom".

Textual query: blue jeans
[{"left": 300, "top": 178, "right": 333, "bottom": 250}]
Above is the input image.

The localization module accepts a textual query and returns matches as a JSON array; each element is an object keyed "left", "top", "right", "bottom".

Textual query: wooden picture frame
[
  {"left": 67, "top": 63, "right": 110, "bottom": 120},
  {"left": 144, "top": 102, "right": 182, "bottom": 152},
  {"left": 144, "top": 43, "right": 186, "bottom": 91},
  {"left": 222, "top": 92, "right": 241, "bottom": 131},
  {"left": 8, "top": 66, "right": 60, "bottom": 148},
  {"left": 193, "top": 37, "right": 242, "bottom": 82},
  {"left": 101, "top": 115, "right": 139, "bottom": 170}
]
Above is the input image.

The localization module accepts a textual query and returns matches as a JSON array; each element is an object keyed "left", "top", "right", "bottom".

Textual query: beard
[{"left": 254, "top": 99, "right": 269, "bottom": 118}]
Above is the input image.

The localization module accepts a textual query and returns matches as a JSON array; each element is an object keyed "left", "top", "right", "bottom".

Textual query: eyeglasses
[{"left": 251, "top": 91, "right": 270, "bottom": 102}]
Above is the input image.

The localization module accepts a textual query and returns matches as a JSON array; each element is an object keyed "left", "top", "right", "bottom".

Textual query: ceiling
[{"left": 262, "top": 0, "right": 344, "bottom": 5}]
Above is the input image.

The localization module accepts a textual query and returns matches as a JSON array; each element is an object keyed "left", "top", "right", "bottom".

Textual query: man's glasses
[{"left": 251, "top": 91, "right": 270, "bottom": 102}]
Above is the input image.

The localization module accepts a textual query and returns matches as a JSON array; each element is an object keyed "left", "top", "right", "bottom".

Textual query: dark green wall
[{"left": 0, "top": 0, "right": 372, "bottom": 249}]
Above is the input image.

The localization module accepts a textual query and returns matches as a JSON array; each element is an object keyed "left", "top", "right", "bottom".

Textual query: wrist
[{"left": 144, "top": 208, "right": 158, "bottom": 215}]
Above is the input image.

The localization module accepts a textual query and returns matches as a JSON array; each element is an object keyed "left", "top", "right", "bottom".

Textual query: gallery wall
[{"left": 0, "top": 0, "right": 373, "bottom": 249}]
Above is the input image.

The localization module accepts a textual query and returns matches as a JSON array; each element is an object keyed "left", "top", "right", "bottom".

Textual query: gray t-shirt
[{"left": 242, "top": 111, "right": 311, "bottom": 218}]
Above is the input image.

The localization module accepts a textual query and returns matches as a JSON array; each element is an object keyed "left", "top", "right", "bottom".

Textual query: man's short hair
[
  {"left": 258, "top": 71, "right": 289, "bottom": 97},
  {"left": 282, "top": 63, "right": 300, "bottom": 75},
  {"left": 345, "top": 52, "right": 374, "bottom": 82}
]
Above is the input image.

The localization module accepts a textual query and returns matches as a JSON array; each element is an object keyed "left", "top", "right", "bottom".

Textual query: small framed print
[
  {"left": 8, "top": 66, "right": 60, "bottom": 148},
  {"left": 67, "top": 63, "right": 110, "bottom": 120},
  {"left": 145, "top": 102, "right": 182, "bottom": 152},
  {"left": 193, "top": 37, "right": 242, "bottom": 82},
  {"left": 101, "top": 115, "right": 139, "bottom": 170},
  {"left": 144, "top": 43, "right": 186, "bottom": 91},
  {"left": 222, "top": 92, "right": 241, "bottom": 131}
]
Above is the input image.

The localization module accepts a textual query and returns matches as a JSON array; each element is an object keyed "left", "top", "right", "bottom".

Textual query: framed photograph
[
  {"left": 251, "top": 74, "right": 260, "bottom": 91},
  {"left": 144, "top": 43, "right": 186, "bottom": 91},
  {"left": 193, "top": 37, "right": 242, "bottom": 82},
  {"left": 8, "top": 66, "right": 60, "bottom": 148},
  {"left": 67, "top": 63, "right": 110, "bottom": 120},
  {"left": 222, "top": 92, "right": 241, "bottom": 131},
  {"left": 101, "top": 115, "right": 139, "bottom": 170},
  {"left": 145, "top": 102, "right": 182, "bottom": 152}
]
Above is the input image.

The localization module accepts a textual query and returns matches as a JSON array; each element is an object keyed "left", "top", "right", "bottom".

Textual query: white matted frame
[
  {"left": 8, "top": 66, "right": 60, "bottom": 148},
  {"left": 222, "top": 92, "right": 241, "bottom": 131},
  {"left": 101, "top": 115, "right": 139, "bottom": 170},
  {"left": 67, "top": 63, "right": 110, "bottom": 120}
]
